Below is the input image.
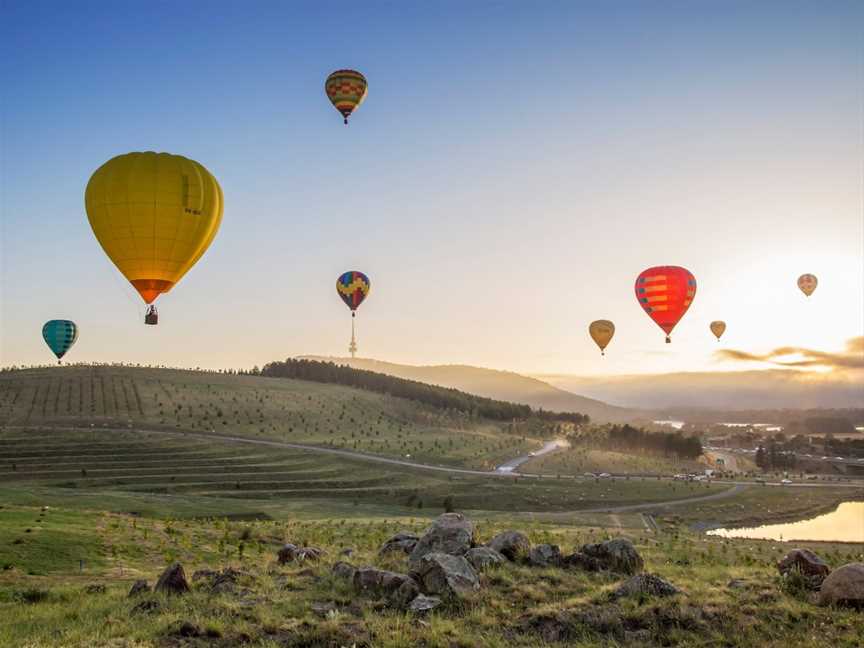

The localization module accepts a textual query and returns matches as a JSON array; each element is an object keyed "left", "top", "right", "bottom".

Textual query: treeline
[
  {"left": 756, "top": 443, "right": 797, "bottom": 471},
  {"left": 259, "top": 359, "right": 589, "bottom": 424},
  {"left": 605, "top": 424, "right": 703, "bottom": 459}
]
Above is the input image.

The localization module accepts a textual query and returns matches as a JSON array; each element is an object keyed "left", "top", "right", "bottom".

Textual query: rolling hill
[
  {"left": 537, "top": 369, "right": 864, "bottom": 410},
  {"left": 300, "top": 356, "right": 635, "bottom": 422}
]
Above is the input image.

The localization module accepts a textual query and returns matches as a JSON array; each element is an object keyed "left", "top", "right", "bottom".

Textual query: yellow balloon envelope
[
  {"left": 85, "top": 152, "right": 223, "bottom": 306},
  {"left": 589, "top": 320, "right": 615, "bottom": 355},
  {"left": 709, "top": 320, "right": 726, "bottom": 341},
  {"left": 797, "top": 273, "right": 817, "bottom": 297}
]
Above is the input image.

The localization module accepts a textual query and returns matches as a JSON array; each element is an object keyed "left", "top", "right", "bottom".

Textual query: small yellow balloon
[
  {"left": 589, "top": 320, "right": 615, "bottom": 355},
  {"left": 709, "top": 320, "right": 726, "bottom": 341},
  {"left": 797, "top": 273, "right": 817, "bottom": 297}
]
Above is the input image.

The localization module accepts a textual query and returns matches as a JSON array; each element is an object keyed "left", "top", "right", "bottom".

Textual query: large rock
[
  {"left": 529, "top": 544, "right": 562, "bottom": 567},
  {"left": 154, "top": 563, "right": 190, "bottom": 595},
  {"left": 380, "top": 531, "right": 420, "bottom": 556},
  {"left": 487, "top": 530, "right": 531, "bottom": 562},
  {"left": 353, "top": 566, "right": 416, "bottom": 598},
  {"left": 127, "top": 580, "right": 150, "bottom": 597},
  {"left": 278, "top": 543, "right": 324, "bottom": 564},
  {"left": 388, "top": 578, "right": 421, "bottom": 609},
  {"left": 611, "top": 573, "right": 681, "bottom": 599},
  {"left": 332, "top": 561, "right": 357, "bottom": 581},
  {"left": 563, "top": 552, "right": 604, "bottom": 572},
  {"left": 579, "top": 538, "right": 643, "bottom": 575},
  {"left": 819, "top": 563, "right": 864, "bottom": 608},
  {"left": 466, "top": 546, "right": 506, "bottom": 571},
  {"left": 409, "top": 513, "right": 475, "bottom": 564},
  {"left": 409, "top": 594, "right": 442, "bottom": 615},
  {"left": 777, "top": 549, "right": 831, "bottom": 589},
  {"left": 412, "top": 552, "right": 479, "bottom": 600}
]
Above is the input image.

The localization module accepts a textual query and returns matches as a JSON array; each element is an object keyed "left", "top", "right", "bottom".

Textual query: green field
[
  {"left": 0, "top": 366, "right": 543, "bottom": 470},
  {"left": 1, "top": 502, "right": 863, "bottom": 648},
  {"left": 0, "top": 426, "right": 731, "bottom": 516},
  {"left": 1, "top": 367, "right": 863, "bottom": 646}
]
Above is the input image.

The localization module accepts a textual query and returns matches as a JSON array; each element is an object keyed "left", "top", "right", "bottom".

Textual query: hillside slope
[
  {"left": 301, "top": 356, "right": 634, "bottom": 422},
  {"left": 0, "top": 365, "right": 550, "bottom": 470}
]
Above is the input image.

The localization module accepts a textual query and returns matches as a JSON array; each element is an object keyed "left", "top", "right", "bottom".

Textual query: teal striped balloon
[{"left": 42, "top": 320, "right": 78, "bottom": 363}]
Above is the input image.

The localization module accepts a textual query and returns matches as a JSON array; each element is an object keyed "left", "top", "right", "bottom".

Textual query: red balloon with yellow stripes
[{"left": 634, "top": 266, "right": 696, "bottom": 343}]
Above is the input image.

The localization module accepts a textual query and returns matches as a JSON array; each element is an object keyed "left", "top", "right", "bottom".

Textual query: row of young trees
[
  {"left": 604, "top": 424, "right": 703, "bottom": 459},
  {"left": 259, "top": 359, "right": 589, "bottom": 424}
]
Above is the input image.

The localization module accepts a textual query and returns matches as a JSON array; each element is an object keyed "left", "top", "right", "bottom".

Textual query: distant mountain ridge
[
  {"left": 299, "top": 356, "right": 634, "bottom": 422},
  {"left": 535, "top": 369, "right": 864, "bottom": 410}
]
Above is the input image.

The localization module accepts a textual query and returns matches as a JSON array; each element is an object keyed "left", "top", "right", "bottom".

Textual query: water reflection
[{"left": 708, "top": 501, "right": 864, "bottom": 543}]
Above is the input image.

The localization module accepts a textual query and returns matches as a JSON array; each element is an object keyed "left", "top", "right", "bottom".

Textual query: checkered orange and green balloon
[{"left": 325, "top": 69, "right": 367, "bottom": 124}]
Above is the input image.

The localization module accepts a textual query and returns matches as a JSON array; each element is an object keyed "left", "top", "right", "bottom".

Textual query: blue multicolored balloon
[
  {"left": 336, "top": 271, "right": 370, "bottom": 312},
  {"left": 42, "top": 320, "right": 78, "bottom": 363}
]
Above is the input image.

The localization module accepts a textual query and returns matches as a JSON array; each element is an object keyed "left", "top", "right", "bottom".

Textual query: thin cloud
[{"left": 715, "top": 337, "right": 864, "bottom": 370}]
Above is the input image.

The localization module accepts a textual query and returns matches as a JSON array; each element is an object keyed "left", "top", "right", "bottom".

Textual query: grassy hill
[
  {"left": 301, "top": 356, "right": 635, "bottom": 422},
  {"left": 2, "top": 367, "right": 863, "bottom": 647},
  {"left": 2, "top": 500, "right": 863, "bottom": 647},
  {"left": 0, "top": 364, "right": 545, "bottom": 470}
]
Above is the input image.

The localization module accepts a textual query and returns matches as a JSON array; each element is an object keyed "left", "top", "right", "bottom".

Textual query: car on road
[
  {"left": 834, "top": 457, "right": 844, "bottom": 461},
  {"left": 528, "top": 452, "right": 536, "bottom": 457},
  {"left": 598, "top": 472, "right": 611, "bottom": 479},
  {"left": 781, "top": 479, "right": 792, "bottom": 485}
]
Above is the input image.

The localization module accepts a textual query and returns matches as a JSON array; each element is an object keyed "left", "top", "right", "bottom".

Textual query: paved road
[{"left": 495, "top": 439, "right": 568, "bottom": 472}]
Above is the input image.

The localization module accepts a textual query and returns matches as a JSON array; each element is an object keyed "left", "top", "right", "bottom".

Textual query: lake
[{"left": 707, "top": 501, "right": 864, "bottom": 543}]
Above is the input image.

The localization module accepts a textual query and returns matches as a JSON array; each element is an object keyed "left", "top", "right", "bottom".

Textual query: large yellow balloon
[
  {"left": 709, "top": 320, "right": 726, "bottom": 341},
  {"left": 85, "top": 152, "right": 223, "bottom": 305},
  {"left": 589, "top": 320, "right": 615, "bottom": 355}
]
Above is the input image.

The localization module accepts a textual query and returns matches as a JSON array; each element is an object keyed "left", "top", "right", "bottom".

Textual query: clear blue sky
[{"left": 1, "top": 1, "right": 862, "bottom": 374}]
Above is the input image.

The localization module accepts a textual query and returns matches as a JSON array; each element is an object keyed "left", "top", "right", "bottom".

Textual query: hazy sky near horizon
[{"left": 1, "top": 1, "right": 862, "bottom": 376}]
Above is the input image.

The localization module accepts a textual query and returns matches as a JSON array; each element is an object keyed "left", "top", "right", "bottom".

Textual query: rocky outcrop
[
  {"left": 353, "top": 566, "right": 416, "bottom": 598},
  {"left": 409, "top": 513, "right": 475, "bottom": 564},
  {"left": 611, "top": 573, "right": 681, "bottom": 599},
  {"left": 578, "top": 538, "right": 643, "bottom": 575},
  {"left": 528, "top": 544, "right": 562, "bottom": 567},
  {"left": 819, "top": 563, "right": 864, "bottom": 608},
  {"left": 388, "top": 578, "right": 421, "bottom": 609},
  {"left": 777, "top": 549, "right": 831, "bottom": 589},
  {"left": 563, "top": 552, "right": 604, "bottom": 572},
  {"left": 154, "top": 563, "right": 190, "bottom": 595},
  {"left": 412, "top": 552, "right": 479, "bottom": 600},
  {"left": 380, "top": 532, "right": 420, "bottom": 556},
  {"left": 487, "top": 530, "right": 530, "bottom": 562},
  {"left": 466, "top": 546, "right": 506, "bottom": 571}
]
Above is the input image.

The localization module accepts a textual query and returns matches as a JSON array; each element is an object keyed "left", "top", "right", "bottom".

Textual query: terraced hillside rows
[
  {"left": 0, "top": 366, "right": 545, "bottom": 470},
  {"left": 0, "top": 427, "right": 730, "bottom": 515}
]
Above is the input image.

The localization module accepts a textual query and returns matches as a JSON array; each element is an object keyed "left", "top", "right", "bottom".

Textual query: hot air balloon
[
  {"left": 797, "top": 273, "right": 817, "bottom": 297},
  {"left": 325, "top": 69, "right": 367, "bottom": 124},
  {"left": 85, "top": 152, "right": 223, "bottom": 325},
  {"left": 710, "top": 320, "right": 726, "bottom": 341},
  {"left": 337, "top": 271, "right": 371, "bottom": 357},
  {"left": 589, "top": 320, "right": 615, "bottom": 356},
  {"left": 635, "top": 266, "right": 696, "bottom": 343},
  {"left": 43, "top": 320, "right": 78, "bottom": 364}
]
